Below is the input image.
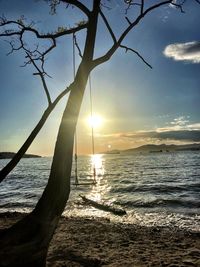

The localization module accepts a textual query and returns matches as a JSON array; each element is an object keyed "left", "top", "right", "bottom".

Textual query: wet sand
[{"left": 0, "top": 212, "right": 199, "bottom": 266}]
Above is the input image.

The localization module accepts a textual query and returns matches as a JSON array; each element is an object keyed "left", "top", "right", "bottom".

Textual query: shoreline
[{"left": 0, "top": 212, "right": 199, "bottom": 266}]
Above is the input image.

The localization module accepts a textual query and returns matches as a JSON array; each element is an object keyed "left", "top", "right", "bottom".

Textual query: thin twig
[
  {"left": 73, "top": 34, "right": 82, "bottom": 58},
  {"left": 91, "top": 1, "right": 177, "bottom": 69},
  {"left": 26, "top": 52, "right": 52, "bottom": 105},
  {"left": 100, "top": 10, "right": 117, "bottom": 44},
  {"left": 120, "top": 44, "right": 152, "bottom": 69}
]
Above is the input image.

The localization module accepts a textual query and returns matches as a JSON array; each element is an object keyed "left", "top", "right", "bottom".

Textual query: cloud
[
  {"left": 98, "top": 116, "right": 200, "bottom": 148},
  {"left": 157, "top": 116, "right": 200, "bottom": 132},
  {"left": 100, "top": 116, "right": 200, "bottom": 144},
  {"left": 148, "top": 117, "right": 200, "bottom": 142},
  {"left": 120, "top": 130, "right": 200, "bottom": 142},
  {"left": 100, "top": 129, "right": 200, "bottom": 143},
  {"left": 188, "top": 123, "right": 200, "bottom": 130},
  {"left": 118, "top": 130, "right": 200, "bottom": 142},
  {"left": 170, "top": 116, "right": 189, "bottom": 126},
  {"left": 155, "top": 130, "right": 200, "bottom": 142},
  {"left": 163, "top": 41, "right": 200, "bottom": 63}
]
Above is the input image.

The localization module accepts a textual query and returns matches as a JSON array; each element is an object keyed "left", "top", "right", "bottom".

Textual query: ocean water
[{"left": 0, "top": 152, "right": 200, "bottom": 232}]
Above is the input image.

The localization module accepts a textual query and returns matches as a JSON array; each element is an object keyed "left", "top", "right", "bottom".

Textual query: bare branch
[
  {"left": 120, "top": 44, "right": 152, "bottom": 69},
  {"left": 42, "top": 38, "right": 56, "bottom": 59},
  {"left": 141, "top": 0, "right": 144, "bottom": 14},
  {"left": 73, "top": 33, "right": 82, "bottom": 58},
  {"left": 26, "top": 52, "right": 52, "bottom": 106},
  {"left": 170, "top": 1, "right": 185, "bottom": 13},
  {"left": 124, "top": 0, "right": 142, "bottom": 15},
  {"left": 91, "top": 1, "right": 174, "bottom": 69},
  {"left": 5, "top": 39, "right": 23, "bottom": 55},
  {"left": 0, "top": 2, "right": 89, "bottom": 70},
  {"left": 100, "top": 10, "right": 117, "bottom": 44},
  {"left": 100, "top": 1, "right": 112, "bottom": 11},
  {"left": 0, "top": 16, "right": 88, "bottom": 71},
  {"left": 125, "top": 16, "right": 132, "bottom": 25},
  {"left": 60, "top": 0, "right": 91, "bottom": 17},
  {"left": 0, "top": 19, "right": 88, "bottom": 39}
]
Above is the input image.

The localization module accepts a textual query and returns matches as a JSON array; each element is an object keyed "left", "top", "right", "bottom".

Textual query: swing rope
[
  {"left": 89, "top": 75, "right": 96, "bottom": 180},
  {"left": 72, "top": 33, "right": 96, "bottom": 185},
  {"left": 89, "top": 75, "right": 95, "bottom": 156},
  {"left": 72, "top": 33, "right": 78, "bottom": 186}
]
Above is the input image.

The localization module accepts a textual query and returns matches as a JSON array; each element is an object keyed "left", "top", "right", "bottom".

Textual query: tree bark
[
  {"left": 0, "top": 76, "right": 88, "bottom": 267},
  {"left": 0, "top": 1, "right": 100, "bottom": 266},
  {"left": 0, "top": 87, "right": 69, "bottom": 183}
]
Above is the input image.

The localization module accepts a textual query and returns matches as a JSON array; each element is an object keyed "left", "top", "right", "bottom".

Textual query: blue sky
[{"left": 0, "top": 0, "right": 200, "bottom": 155}]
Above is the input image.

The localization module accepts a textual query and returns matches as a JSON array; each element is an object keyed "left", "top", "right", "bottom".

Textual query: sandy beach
[{"left": 0, "top": 212, "right": 199, "bottom": 267}]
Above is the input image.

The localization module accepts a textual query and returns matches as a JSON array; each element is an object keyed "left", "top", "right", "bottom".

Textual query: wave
[
  {"left": 110, "top": 183, "right": 200, "bottom": 194},
  {"left": 0, "top": 152, "right": 199, "bottom": 228},
  {"left": 115, "top": 198, "right": 200, "bottom": 209},
  {"left": 0, "top": 201, "right": 35, "bottom": 209}
]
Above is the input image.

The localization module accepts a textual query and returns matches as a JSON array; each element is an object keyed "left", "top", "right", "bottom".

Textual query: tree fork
[{"left": 0, "top": 1, "right": 100, "bottom": 266}]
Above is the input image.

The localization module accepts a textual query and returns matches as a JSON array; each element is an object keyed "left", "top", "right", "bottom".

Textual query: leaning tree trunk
[
  {"left": 0, "top": 75, "right": 87, "bottom": 267},
  {"left": 0, "top": 2, "right": 100, "bottom": 266},
  {"left": 0, "top": 87, "right": 69, "bottom": 183}
]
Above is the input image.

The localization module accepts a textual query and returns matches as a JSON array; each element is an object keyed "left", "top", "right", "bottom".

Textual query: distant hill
[
  {"left": 121, "top": 143, "right": 200, "bottom": 154},
  {"left": 103, "top": 143, "right": 200, "bottom": 155},
  {"left": 121, "top": 144, "right": 175, "bottom": 154},
  {"left": 0, "top": 152, "right": 41, "bottom": 159},
  {"left": 103, "top": 149, "right": 120, "bottom": 154}
]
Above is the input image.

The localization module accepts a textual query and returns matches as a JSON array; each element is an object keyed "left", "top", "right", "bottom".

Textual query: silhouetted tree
[
  {"left": 0, "top": 15, "right": 88, "bottom": 183},
  {"left": 0, "top": 1, "right": 199, "bottom": 266}
]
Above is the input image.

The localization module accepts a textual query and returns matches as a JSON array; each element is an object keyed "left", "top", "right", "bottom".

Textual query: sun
[{"left": 87, "top": 114, "right": 103, "bottom": 128}]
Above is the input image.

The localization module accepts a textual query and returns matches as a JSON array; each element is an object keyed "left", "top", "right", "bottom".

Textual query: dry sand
[{"left": 0, "top": 212, "right": 200, "bottom": 267}]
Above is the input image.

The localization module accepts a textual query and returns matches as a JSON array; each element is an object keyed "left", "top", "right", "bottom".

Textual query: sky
[{"left": 0, "top": 0, "right": 200, "bottom": 156}]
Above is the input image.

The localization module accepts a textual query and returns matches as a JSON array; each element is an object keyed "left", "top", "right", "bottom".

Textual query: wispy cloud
[
  {"left": 155, "top": 130, "right": 200, "bottom": 142},
  {"left": 163, "top": 41, "right": 200, "bottom": 63},
  {"left": 170, "top": 116, "right": 190, "bottom": 126},
  {"left": 157, "top": 116, "right": 200, "bottom": 132},
  {"left": 187, "top": 123, "right": 200, "bottom": 130},
  {"left": 146, "top": 116, "right": 200, "bottom": 142},
  {"left": 99, "top": 116, "right": 200, "bottom": 145},
  {"left": 119, "top": 130, "right": 200, "bottom": 143}
]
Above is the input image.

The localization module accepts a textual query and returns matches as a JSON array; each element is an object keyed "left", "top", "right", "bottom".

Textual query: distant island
[
  {"left": 0, "top": 152, "right": 41, "bottom": 159},
  {"left": 104, "top": 149, "right": 120, "bottom": 154},
  {"left": 104, "top": 143, "right": 200, "bottom": 155}
]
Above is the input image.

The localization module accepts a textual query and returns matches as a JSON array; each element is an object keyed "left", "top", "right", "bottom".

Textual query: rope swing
[
  {"left": 89, "top": 75, "right": 96, "bottom": 181},
  {"left": 72, "top": 33, "right": 96, "bottom": 186},
  {"left": 72, "top": 33, "right": 78, "bottom": 186}
]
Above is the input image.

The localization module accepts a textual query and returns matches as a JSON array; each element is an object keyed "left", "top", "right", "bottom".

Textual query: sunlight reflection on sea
[{"left": 0, "top": 152, "right": 200, "bottom": 232}]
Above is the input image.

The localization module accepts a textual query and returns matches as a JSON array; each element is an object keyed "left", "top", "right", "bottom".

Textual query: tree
[
  {"left": 0, "top": 12, "right": 87, "bottom": 183},
  {"left": 0, "top": 1, "right": 199, "bottom": 266}
]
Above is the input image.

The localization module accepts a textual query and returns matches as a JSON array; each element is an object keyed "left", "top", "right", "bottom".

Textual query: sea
[{"left": 0, "top": 152, "right": 199, "bottom": 232}]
